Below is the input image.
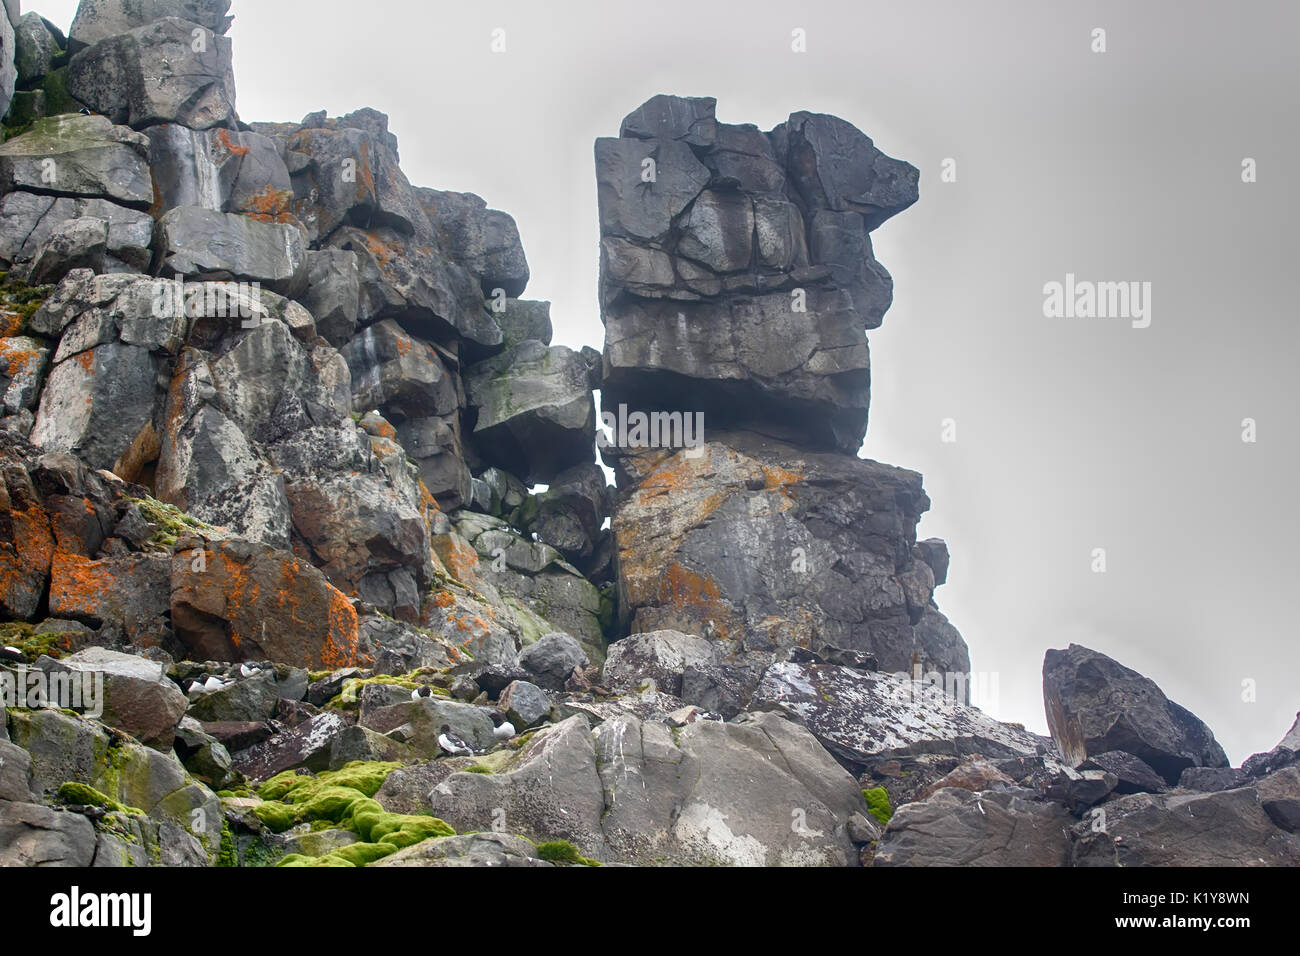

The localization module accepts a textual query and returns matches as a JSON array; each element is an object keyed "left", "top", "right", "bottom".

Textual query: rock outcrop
[{"left": 0, "top": 0, "right": 1285, "bottom": 871}]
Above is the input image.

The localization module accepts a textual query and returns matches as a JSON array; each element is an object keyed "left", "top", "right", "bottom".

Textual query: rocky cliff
[{"left": 0, "top": 0, "right": 1295, "bottom": 869}]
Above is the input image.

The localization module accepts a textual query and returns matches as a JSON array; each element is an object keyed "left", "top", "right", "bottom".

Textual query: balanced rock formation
[
  {"left": 598, "top": 96, "right": 968, "bottom": 698},
  {"left": 1, "top": 0, "right": 1289, "bottom": 871}
]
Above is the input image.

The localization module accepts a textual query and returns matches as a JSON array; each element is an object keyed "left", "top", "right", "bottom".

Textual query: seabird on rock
[
  {"left": 184, "top": 675, "right": 211, "bottom": 698},
  {"left": 491, "top": 711, "right": 516, "bottom": 739},
  {"left": 239, "top": 662, "right": 269, "bottom": 679},
  {"left": 411, "top": 686, "right": 434, "bottom": 700},
  {"left": 1, "top": 646, "right": 26, "bottom": 664},
  {"left": 202, "top": 675, "right": 230, "bottom": 693},
  {"left": 437, "top": 724, "right": 475, "bottom": 757}
]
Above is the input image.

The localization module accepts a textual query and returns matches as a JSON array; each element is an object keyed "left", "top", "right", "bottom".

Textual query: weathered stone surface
[
  {"left": 69, "top": 0, "right": 233, "bottom": 51},
  {"left": 1071, "top": 783, "right": 1300, "bottom": 867},
  {"left": 170, "top": 537, "right": 360, "bottom": 670},
  {"left": 0, "top": 10, "right": 16, "bottom": 124},
  {"left": 0, "top": 114, "right": 152, "bottom": 208},
  {"left": 373, "top": 832, "right": 551, "bottom": 867},
  {"left": 494, "top": 298, "right": 552, "bottom": 350},
  {"left": 156, "top": 207, "right": 308, "bottom": 297},
  {"left": 1043, "top": 644, "right": 1229, "bottom": 784},
  {"left": 14, "top": 13, "right": 59, "bottom": 87},
  {"left": 516, "top": 631, "right": 588, "bottom": 691},
  {"left": 229, "top": 711, "right": 348, "bottom": 781},
  {"left": 69, "top": 17, "right": 237, "bottom": 130},
  {"left": 419, "top": 187, "right": 529, "bottom": 297},
  {"left": 602, "top": 629, "right": 713, "bottom": 697},
  {"left": 611, "top": 431, "right": 967, "bottom": 681},
  {"left": 1079, "top": 750, "right": 1168, "bottom": 795},
  {"left": 595, "top": 711, "right": 865, "bottom": 866},
  {"left": 874, "top": 788, "right": 1073, "bottom": 867},
  {"left": 749, "top": 661, "right": 1040, "bottom": 769},
  {"left": 341, "top": 318, "right": 458, "bottom": 419},
  {"left": 30, "top": 340, "right": 160, "bottom": 473},
  {"left": 144, "top": 124, "right": 292, "bottom": 220},
  {"left": 301, "top": 249, "right": 360, "bottom": 347},
  {"left": 50, "top": 647, "right": 186, "bottom": 748},
  {"left": 620, "top": 94, "right": 717, "bottom": 147},
  {"left": 0, "top": 193, "right": 153, "bottom": 271},
  {"left": 595, "top": 136, "right": 710, "bottom": 242},
  {"left": 498, "top": 679, "right": 550, "bottom": 729},
  {"left": 0, "top": 800, "right": 98, "bottom": 866},
  {"left": 464, "top": 341, "right": 595, "bottom": 485},
  {"left": 0, "top": 336, "right": 50, "bottom": 414},
  {"left": 777, "top": 110, "right": 920, "bottom": 230}
]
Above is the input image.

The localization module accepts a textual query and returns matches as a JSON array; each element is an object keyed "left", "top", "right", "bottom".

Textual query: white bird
[
  {"left": 239, "top": 662, "right": 266, "bottom": 679},
  {"left": 491, "top": 711, "right": 516, "bottom": 740},
  {"left": 437, "top": 724, "right": 475, "bottom": 757},
  {"left": 411, "top": 686, "right": 434, "bottom": 701},
  {"left": 1, "top": 646, "right": 25, "bottom": 663},
  {"left": 203, "top": 675, "right": 230, "bottom": 693}
]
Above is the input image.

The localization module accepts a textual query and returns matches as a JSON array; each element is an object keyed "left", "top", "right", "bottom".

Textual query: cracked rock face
[{"left": 596, "top": 94, "right": 918, "bottom": 453}]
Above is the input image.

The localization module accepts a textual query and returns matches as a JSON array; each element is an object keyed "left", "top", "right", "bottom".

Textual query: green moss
[
  {"left": 216, "top": 821, "right": 238, "bottom": 867},
  {"left": 56, "top": 782, "right": 144, "bottom": 817},
  {"left": 0, "top": 622, "right": 67, "bottom": 661},
  {"left": 41, "top": 68, "right": 80, "bottom": 116},
  {"left": 464, "top": 765, "right": 494, "bottom": 774},
  {"left": 862, "top": 787, "right": 893, "bottom": 827},
  {"left": 130, "top": 496, "right": 217, "bottom": 550},
  {"left": 536, "top": 839, "right": 601, "bottom": 867},
  {"left": 252, "top": 762, "right": 454, "bottom": 865},
  {"left": 509, "top": 731, "right": 535, "bottom": 750}
]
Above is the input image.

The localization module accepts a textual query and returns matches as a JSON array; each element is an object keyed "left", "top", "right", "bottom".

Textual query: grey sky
[{"left": 33, "top": 0, "right": 1300, "bottom": 762}]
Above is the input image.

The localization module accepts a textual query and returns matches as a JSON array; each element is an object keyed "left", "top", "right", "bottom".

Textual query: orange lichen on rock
[
  {"left": 657, "top": 562, "right": 733, "bottom": 638},
  {"left": 0, "top": 311, "right": 24, "bottom": 337},
  {"left": 239, "top": 185, "right": 295, "bottom": 223},
  {"left": 215, "top": 128, "right": 251, "bottom": 157}
]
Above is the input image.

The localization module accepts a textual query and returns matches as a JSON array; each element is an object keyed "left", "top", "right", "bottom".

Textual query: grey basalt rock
[
  {"left": 594, "top": 711, "right": 866, "bottom": 866},
  {"left": 463, "top": 340, "right": 596, "bottom": 485},
  {"left": 69, "top": 0, "right": 233, "bottom": 52},
  {"left": 1071, "top": 779, "right": 1300, "bottom": 866},
  {"left": 0, "top": 8, "right": 14, "bottom": 124},
  {"left": 419, "top": 187, "right": 530, "bottom": 298},
  {"left": 0, "top": 114, "right": 153, "bottom": 209},
  {"left": 597, "top": 96, "right": 919, "bottom": 454},
  {"left": 341, "top": 318, "right": 459, "bottom": 420},
  {"left": 516, "top": 631, "right": 588, "bottom": 691},
  {"left": 602, "top": 629, "right": 714, "bottom": 697},
  {"left": 143, "top": 124, "right": 291, "bottom": 219},
  {"left": 155, "top": 207, "right": 308, "bottom": 297},
  {"left": 748, "top": 660, "right": 1041, "bottom": 769},
  {"left": 1042, "top": 644, "right": 1229, "bottom": 785},
  {"left": 14, "top": 13, "right": 60, "bottom": 87},
  {"left": 874, "top": 787, "right": 1073, "bottom": 867},
  {"left": 610, "top": 430, "right": 969, "bottom": 679},
  {"left": 69, "top": 17, "right": 237, "bottom": 130},
  {"left": 49, "top": 647, "right": 188, "bottom": 750},
  {"left": 0, "top": 192, "right": 153, "bottom": 271}
]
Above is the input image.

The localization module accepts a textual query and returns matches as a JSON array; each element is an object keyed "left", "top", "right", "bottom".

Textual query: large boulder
[
  {"left": 427, "top": 715, "right": 610, "bottom": 859},
  {"left": 419, "top": 187, "right": 529, "bottom": 297},
  {"left": 0, "top": 114, "right": 153, "bottom": 209},
  {"left": 0, "top": 193, "right": 153, "bottom": 272},
  {"left": 44, "top": 647, "right": 186, "bottom": 750},
  {"left": 602, "top": 629, "right": 714, "bottom": 697},
  {"left": 874, "top": 788, "right": 1073, "bottom": 867},
  {"left": 68, "top": 17, "right": 237, "bottom": 130},
  {"left": 1071, "top": 778, "right": 1300, "bottom": 866},
  {"left": 463, "top": 341, "right": 596, "bottom": 485},
  {"left": 595, "top": 711, "right": 866, "bottom": 866},
  {"left": 144, "top": 124, "right": 292, "bottom": 220},
  {"left": 69, "top": 0, "right": 233, "bottom": 51},
  {"left": 169, "top": 536, "right": 360, "bottom": 670},
  {"left": 610, "top": 430, "right": 968, "bottom": 682},
  {"left": 749, "top": 660, "right": 1041, "bottom": 769},
  {"left": 1042, "top": 644, "right": 1229, "bottom": 784},
  {"left": 155, "top": 207, "right": 308, "bottom": 297},
  {"left": 597, "top": 98, "right": 918, "bottom": 454}
]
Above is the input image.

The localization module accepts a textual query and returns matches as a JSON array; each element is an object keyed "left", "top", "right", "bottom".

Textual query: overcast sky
[{"left": 34, "top": 0, "right": 1300, "bottom": 762}]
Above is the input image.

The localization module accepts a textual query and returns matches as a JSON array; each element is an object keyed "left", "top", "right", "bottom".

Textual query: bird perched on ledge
[{"left": 438, "top": 724, "right": 475, "bottom": 757}]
